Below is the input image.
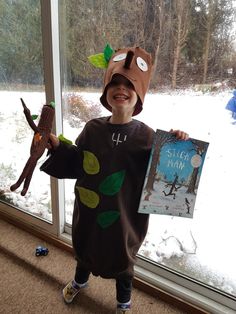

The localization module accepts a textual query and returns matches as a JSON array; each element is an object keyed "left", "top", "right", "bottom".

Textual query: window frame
[
  {"left": 0, "top": 0, "right": 61, "bottom": 236},
  {"left": 0, "top": 0, "right": 236, "bottom": 312},
  {"left": 40, "top": 0, "right": 65, "bottom": 237},
  {"left": 136, "top": 257, "right": 236, "bottom": 313}
]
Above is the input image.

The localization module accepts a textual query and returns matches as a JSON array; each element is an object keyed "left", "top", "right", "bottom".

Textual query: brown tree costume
[
  {"left": 10, "top": 98, "right": 55, "bottom": 196},
  {"left": 40, "top": 47, "right": 155, "bottom": 278}
]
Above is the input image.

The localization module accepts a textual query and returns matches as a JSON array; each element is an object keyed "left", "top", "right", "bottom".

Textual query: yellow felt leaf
[
  {"left": 76, "top": 186, "right": 99, "bottom": 208},
  {"left": 88, "top": 53, "right": 108, "bottom": 68},
  {"left": 83, "top": 151, "right": 100, "bottom": 174}
]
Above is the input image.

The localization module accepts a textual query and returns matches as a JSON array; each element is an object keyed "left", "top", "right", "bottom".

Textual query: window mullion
[{"left": 40, "top": 0, "right": 65, "bottom": 236}]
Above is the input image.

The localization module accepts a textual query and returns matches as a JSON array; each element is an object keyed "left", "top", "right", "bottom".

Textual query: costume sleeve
[{"left": 40, "top": 141, "right": 83, "bottom": 179}]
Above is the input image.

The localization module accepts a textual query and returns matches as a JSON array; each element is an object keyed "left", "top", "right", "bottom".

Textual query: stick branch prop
[{"left": 10, "top": 98, "right": 55, "bottom": 196}]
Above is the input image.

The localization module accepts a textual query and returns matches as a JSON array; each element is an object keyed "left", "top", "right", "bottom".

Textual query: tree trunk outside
[
  {"left": 172, "top": 44, "right": 180, "bottom": 89},
  {"left": 202, "top": 29, "right": 211, "bottom": 84}
]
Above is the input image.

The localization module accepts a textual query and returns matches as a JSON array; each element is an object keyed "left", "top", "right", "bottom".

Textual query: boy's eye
[
  {"left": 136, "top": 57, "right": 148, "bottom": 72},
  {"left": 113, "top": 53, "right": 127, "bottom": 62}
]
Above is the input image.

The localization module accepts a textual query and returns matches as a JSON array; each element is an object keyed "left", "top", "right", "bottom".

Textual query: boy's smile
[
  {"left": 106, "top": 74, "right": 138, "bottom": 116},
  {"left": 113, "top": 93, "right": 129, "bottom": 101}
]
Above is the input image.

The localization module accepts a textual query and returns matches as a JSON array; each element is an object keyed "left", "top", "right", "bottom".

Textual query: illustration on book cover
[{"left": 138, "top": 129, "right": 209, "bottom": 218}]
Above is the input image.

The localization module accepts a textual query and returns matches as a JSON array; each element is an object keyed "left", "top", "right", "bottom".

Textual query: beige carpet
[{"left": 0, "top": 219, "right": 188, "bottom": 313}]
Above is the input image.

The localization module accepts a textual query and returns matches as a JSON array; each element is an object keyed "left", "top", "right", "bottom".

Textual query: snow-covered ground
[{"left": 1, "top": 89, "right": 236, "bottom": 296}]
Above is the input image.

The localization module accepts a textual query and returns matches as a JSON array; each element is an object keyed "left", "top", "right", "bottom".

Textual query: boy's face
[{"left": 106, "top": 74, "right": 138, "bottom": 114}]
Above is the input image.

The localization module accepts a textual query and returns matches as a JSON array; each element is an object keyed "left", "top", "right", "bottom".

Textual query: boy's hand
[
  {"left": 47, "top": 133, "right": 60, "bottom": 150},
  {"left": 170, "top": 129, "right": 189, "bottom": 140}
]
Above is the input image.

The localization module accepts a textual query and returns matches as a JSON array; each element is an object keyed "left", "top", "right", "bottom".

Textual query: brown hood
[{"left": 100, "top": 47, "right": 153, "bottom": 116}]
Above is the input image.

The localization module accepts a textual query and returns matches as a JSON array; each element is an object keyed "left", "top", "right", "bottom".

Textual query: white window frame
[
  {"left": 0, "top": 0, "right": 64, "bottom": 236},
  {"left": 135, "top": 257, "right": 236, "bottom": 313},
  {"left": 40, "top": 0, "right": 65, "bottom": 236},
  {"left": 1, "top": 1, "right": 236, "bottom": 312}
]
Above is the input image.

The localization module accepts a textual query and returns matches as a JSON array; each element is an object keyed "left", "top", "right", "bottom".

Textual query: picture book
[{"left": 138, "top": 129, "right": 209, "bottom": 218}]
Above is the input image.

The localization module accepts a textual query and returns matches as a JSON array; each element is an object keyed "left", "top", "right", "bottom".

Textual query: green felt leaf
[
  {"left": 31, "top": 115, "right": 38, "bottom": 120},
  {"left": 58, "top": 134, "right": 73, "bottom": 145},
  {"left": 83, "top": 151, "right": 100, "bottom": 175},
  {"left": 97, "top": 210, "right": 120, "bottom": 229},
  {"left": 76, "top": 186, "right": 99, "bottom": 209},
  {"left": 88, "top": 53, "right": 108, "bottom": 68},
  {"left": 49, "top": 101, "right": 55, "bottom": 108},
  {"left": 103, "top": 44, "right": 114, "bottom": 62},
  {"left": 99, "top": 170, "right": 125, "bottom": 196}
]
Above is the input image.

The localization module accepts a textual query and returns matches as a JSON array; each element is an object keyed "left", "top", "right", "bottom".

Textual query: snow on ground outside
[{"left": 1, "top": 89, "right": 236, "bottom": 295}]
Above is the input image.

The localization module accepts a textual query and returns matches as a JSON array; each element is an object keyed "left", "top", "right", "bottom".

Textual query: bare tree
[
  {"left": 143, "top": 0, "right": 167, "bottom": 84},
  {"left": 232, "top": 52, "right": 236, "bottom": 81},
  {"left": 201, "top": 0, "right": 215, "bottom": 83},
  {"left": 171, "top": 0, "right": 191, "bottom": 89}
]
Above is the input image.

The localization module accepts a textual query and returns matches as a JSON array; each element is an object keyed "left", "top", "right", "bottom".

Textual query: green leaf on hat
[
  {"left": 97, "top": 210, "right": 120, "bottom": 229},
  {"left": 103, "top": 44, "right": 114, "bottom": 62},
  {"left": 31, "top": 115, "right": 38, "bottom": 120},
  {"left": 99, "top": 170, "right": 125, "bottom": 196},
  {"left": 88, "top": 53, "right": 108, "bottom": 69},
  {"left": 58, "top": 134, "right": 73, "bottom": 145}
]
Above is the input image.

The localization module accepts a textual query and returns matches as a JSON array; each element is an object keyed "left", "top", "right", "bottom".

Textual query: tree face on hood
[{"left": 100, "top": 47, "right": 153, "bottom": 116}]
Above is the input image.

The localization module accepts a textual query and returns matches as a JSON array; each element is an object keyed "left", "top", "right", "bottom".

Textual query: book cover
[{"left": 138, "top": 129, "right": 209, "bottom": 218}]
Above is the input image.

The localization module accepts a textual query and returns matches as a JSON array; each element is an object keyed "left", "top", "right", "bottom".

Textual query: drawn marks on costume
[{"left": 112, "top": 133, "right": 127, "bottom": 146}]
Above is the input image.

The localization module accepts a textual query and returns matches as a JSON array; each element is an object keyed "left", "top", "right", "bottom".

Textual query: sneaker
[
  {"left": 116, "top": 303, "right": 131, "bottom": 313},
  {"left": 62, "top": 280, "right": 87, "bottom": 304}
]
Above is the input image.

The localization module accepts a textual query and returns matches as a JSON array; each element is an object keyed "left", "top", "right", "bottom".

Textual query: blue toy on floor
[{"left": 35, "top": 246, "right": 49, "bottom": 256}]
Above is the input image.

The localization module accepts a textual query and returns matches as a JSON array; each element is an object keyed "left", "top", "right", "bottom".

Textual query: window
[
  {"left": 0, "top": 0, "right": 52, "bottom": 223},
  {"left": 59, "top": 0, "right": 236, "bottom": 311},
  {"left": 0, "top": 0, "right": 235, "bottom": 312},
  {"left": 137, "top": 91, "right": 236, "bottom": 300}
]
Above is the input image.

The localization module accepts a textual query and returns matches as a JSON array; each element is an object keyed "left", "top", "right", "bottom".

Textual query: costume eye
[
  {"left": 136, "top": 57, "right": 148, "bottom": 71},
  {"left": 113, "top": 53, "right": 127, "bottom": 62}
]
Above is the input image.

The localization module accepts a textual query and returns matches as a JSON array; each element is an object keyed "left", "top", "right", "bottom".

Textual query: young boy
[{"left": 41, "top": 47, "right": 188, "bottom": 313}]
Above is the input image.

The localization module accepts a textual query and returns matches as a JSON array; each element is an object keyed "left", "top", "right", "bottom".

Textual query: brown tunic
[{"left": 41, "top": 117, "right": 154, "bottom": 278}]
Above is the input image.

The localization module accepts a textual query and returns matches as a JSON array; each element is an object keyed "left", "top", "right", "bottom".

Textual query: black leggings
[{"left": 74, "top": 263, "right": 133, "bottom": 303}]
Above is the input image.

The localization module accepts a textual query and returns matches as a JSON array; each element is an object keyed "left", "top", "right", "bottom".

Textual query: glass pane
[
  {"left": 138, "top": 91, "right": 236, "bottom": 298},
  {"left": 63, "top": 92, "right": 105, "bottom": 223},
  {"left": 59, "top": 0, "right": 236, "bottom": 301},
  {"left": 0, "top": 1, "right": 52, "bottom": 222}
]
